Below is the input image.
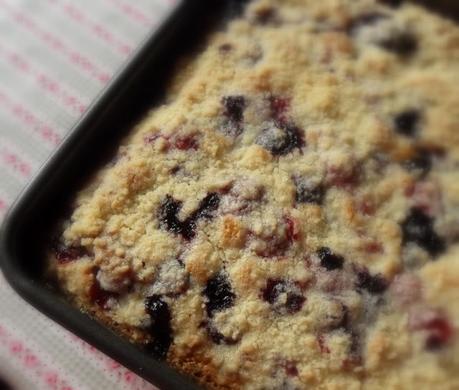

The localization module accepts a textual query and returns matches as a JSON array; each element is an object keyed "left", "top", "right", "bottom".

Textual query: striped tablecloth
[{"left": 0, "top": 1, "right": 179, "bottom": 389}]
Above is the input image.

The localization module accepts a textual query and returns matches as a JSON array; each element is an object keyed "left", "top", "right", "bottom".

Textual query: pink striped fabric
[{"left": 0, "top": 0, "right": 180, "bottom": 388}]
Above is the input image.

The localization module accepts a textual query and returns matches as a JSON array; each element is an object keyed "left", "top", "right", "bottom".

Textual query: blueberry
[
  {"left": 261, "top": 279, "right": 305, "bottom": 314},
  {"left": 401, "top": 207, "right": 445, "bottom": 256},
  {"left": 295, "top": 178, "right": 325, "bottom": 205},
  {"left": 222, "top": 96, "right": 246, "bottom": 123},
  {"left": 221, "top": 96, "right": 246, "bottom": 137},
  {"left": 145, "top": 295, "right": 173, "bottom": 359},
  {"left": 317, "top": 247, "right": 344, "bottom": 270},
  {"left": 356, "top": 269, "right": 388, "bottom": 294},
  {"left": 394, "top": 109, "right": 420, "bottom": 137},
  {"left": 203, "top": 272, "right": 235, "bottom": 317},
  {"left": 158, "top": 196, "right": 184, "bottom": 236},
  {"left": 256, "top": 124, "right": 304, "bottom": 156},
  {"left": 285, "top": 293, "right": 305, "bottom": 314},
  {"left": 378, "top": 31, "right": 418, "bottom": 57},
  {"left": 158, "top": 193, "right": 220, "bottom": 240},
  {"left": 146, "top": 295, "right": 170, "bottom": 327}
]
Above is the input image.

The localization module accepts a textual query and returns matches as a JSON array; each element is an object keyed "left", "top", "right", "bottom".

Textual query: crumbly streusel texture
[{"left": 48, "top": 0, "right": 459, "bottom": 388}]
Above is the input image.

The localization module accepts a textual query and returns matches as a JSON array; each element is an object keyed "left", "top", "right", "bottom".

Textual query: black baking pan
[
  {"left": 0, "top": 0, "right": 250, "bottom": 389},
  {"left": 1, "top": 0, "right": 458, "bottom": 389}
]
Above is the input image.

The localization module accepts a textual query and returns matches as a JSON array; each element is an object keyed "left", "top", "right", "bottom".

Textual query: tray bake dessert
[{"left": 47, "top": 0, "right": 459, "bottom": 388}]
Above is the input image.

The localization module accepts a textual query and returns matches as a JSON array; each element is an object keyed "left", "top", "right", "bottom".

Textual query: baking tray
[
  {"left": 0, "top": 0, "right": 245, "bottom": 388},
  {"left": 1, "top": 0, "right": 458, "bottom": 389}
]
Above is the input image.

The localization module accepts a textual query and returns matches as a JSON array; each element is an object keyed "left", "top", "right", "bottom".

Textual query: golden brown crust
[{"left": 48, "top": 0, "right": 459, "bottom": 388}]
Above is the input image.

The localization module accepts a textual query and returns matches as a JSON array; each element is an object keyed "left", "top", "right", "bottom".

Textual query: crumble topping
[{"left": 48, "top": 0, "right": 459, "bottom": 388}]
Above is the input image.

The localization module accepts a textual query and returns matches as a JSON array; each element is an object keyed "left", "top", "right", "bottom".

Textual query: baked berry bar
[{"left": 48, "top": 0, "right": 459, "bottom": 388}]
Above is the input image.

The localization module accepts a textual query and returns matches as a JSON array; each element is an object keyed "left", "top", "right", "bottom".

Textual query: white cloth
[{"left": 0, "top": 0, "right": 179, "bottom": 388}]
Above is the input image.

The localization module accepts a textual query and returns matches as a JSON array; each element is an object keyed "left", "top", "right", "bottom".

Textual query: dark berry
[
  {"left": 356, "top": 269, "right": 388, "bottom": 294},
  {"left": 261, "top": 279, "right": 305, "bottom": 314},
  {"left": 378, "top": 31, "right": 418, "bottom": 57},
  {"left": 158, "top": 196, "right": 184, "bottom": 236},
  {"left": 221, "top": 96, "right": 247, "bottom": 137},
  {"left": 285, "top": 294, "right": 305, "bottom": 314},
  {"left": 295, "top": 178, "right": 325, "bottom": 205},
  {"left": 146, "top": 295, "right": 170, "bottom": 326},
  {"left": 348, "top": 12, "right": 388, "bottom": 34},
  {"left": 145, "top": 295, "right": 173, "bottom": 359},
  {"left": 401, "top": 207, "right": 445, "bottom": 256},
  {"left": 403, "top": 149, "right": 432, "bottom": 178},
  {"left": 180, "top": 224, "right": 195, "bottom": 241},
  {"left": 204, "top": 273, "right": 235, "bottom": 317},
  {"left": 53, "top": 243, "right": 88, "bottom": 263},
  {"left": 256, "top": 124, "right": 304, "bottom": 156},
  {"left": 394, "top": 109, "right": 420, "bottom": 137},
  {"left": 378, "top": 0, "right": 403, "bottom": 7},
  {"left": 158, "top": 193, "right": 220, "bottom": 240},
  {"left": 317, "top": 247, "right": 344, "bottom": 270},
  {"left": 222, "top": 96, "right": 246, "bottom": 123}
]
